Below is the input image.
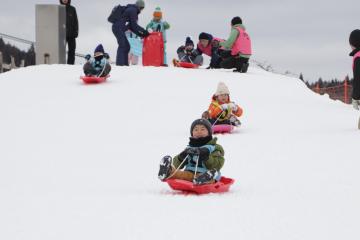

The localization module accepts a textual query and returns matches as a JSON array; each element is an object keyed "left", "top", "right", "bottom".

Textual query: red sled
[
  {"left": 173, "top": 59, "right": 199, "bottom": 69},
  {"left": 212, "top": 124, "right": 234, "bottom": 134},
  {"left": 165, "top": 176, "right": 235, "bottom": 194},
  {"left": 142, "top": 32, "right": 164, "bottom": 66},
  {"left": 80, "top": 75, "right": 109, "bottom": 84}
]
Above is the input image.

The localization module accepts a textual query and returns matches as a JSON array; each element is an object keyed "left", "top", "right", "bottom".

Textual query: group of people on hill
[
  {"left": 158, "top": 81, "right": 243, "bottom": 185},
  {"left": 62, "top": 0, "right": 253, "bottom": 76}
]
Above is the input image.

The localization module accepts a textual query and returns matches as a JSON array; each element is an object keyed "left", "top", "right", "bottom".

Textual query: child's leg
[
  {"left": 193, "top": 55, "right": 204, "bottom": 66},
  {"left": 132, "top": 55, "right": 139, "bottom": 65},
  {"left": 163, "top": 43, "right": 167, "bottom": 65},
  {"left": 83, "top": 62, "right": 94, "bottom": 76},
  {"left": 100, "top": 63, "right": 111, "bottom": 77},
  {"left": 168, "top": 168, "right": 196, "bottom": 182}
]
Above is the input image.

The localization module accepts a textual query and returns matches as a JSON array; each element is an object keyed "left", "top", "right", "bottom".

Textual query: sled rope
[
  {"left": 97, "top": 58, "right": 107, "bottom": 78},
  {"left": 167, "top": 155, "right": 190, "bottom": 179},
  {"left": 193, "top": 155, "right": 199, "bottom": 182},
  {"left": 212, "top": 110, "right": 225, "bottom": 127}
]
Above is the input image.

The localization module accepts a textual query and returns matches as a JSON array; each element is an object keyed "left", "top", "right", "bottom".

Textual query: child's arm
[
  {"left": 219, "top": 28, "right": 239, "bottom": 50},
  {"left": 230, "top": 102, "right": 243, "bottom": 117},
  {"left": 146, "top": 21, "right": 153, "bottom": 31},
  {"left": 163, "top": 21, "right": 170, "bottom": 30},
  {"left": 204, "top": 144, "right": 224, "bottom": 171},
  {"left": 208, "top": 102, "right": 224, "bottom": 119}
]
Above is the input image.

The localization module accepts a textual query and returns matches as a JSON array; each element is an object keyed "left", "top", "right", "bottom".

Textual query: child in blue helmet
[{"left": 83, "top": 44, "right": 111, "bottom": 77}]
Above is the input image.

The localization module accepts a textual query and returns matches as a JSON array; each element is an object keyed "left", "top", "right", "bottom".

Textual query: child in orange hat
[
  {"left": 146, "top": 7, "right": 170, "bottom": 66},
  {"left": 202, "top": 82, "right": 243, "bottom": 126}
]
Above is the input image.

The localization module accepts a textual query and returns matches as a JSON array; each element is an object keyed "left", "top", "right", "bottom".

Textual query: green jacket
[
  {"left": 146, "top": 20, "right": 170, "bottom": 42},
  {"left": 173, "top": 137, "right": 225, "bottom": 171},
  {"left": 220, "top": 24, "right": 251, "bottom": 58}
]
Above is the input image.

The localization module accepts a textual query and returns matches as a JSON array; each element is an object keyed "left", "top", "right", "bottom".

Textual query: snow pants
[
  {"left": 83, "top": 62, "right": 111, "bottom": 77},
  {"left": 112, "top": 23, "right": 130, "bottom": 66},
  {"left": 168, "top": 167, "right": 215, "bottom": 183}
]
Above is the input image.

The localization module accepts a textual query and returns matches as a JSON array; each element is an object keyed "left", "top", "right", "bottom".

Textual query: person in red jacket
[{"left": 202, "top": 82, "right": 243, "bottom": 126}]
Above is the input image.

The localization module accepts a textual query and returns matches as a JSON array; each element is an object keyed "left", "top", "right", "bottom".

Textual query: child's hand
[
  {"left": 220, "top": 103, "right": 229, "bottom": 110},
  {"left": 84, "top": 54, "right": 91, "bottom": 61},
  {"left": 229, "top": 102, "right": 238, "bottom": 112}
]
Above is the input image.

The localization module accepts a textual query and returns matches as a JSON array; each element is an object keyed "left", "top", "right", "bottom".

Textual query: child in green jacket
[
  {"left": 146, "top": 7, "right": 170, "bottom": 66},
  {"left": 158, "top": 119, "right": 225, "bottom": 185}
]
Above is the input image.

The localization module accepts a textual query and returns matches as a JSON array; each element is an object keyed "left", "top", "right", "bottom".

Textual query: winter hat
[
  {"left": 349, "top": 29, "right": 360, "bottom": 49},
  {"left": 135, "top": 0, "right": 145, "bottom": 9},
  {"left": 185, "top": 37, "right": 194, "bottom": 46},
  {"left": 215, "top": 82, "right": 230, "bottom": 96},
  {"left": 190, "top": 119, "right": 212, "bottom": 136},
  {"left": 199, "top": 32, "right": 213, "bottom": 41},
  {"left": 153, "top": 6, "right": 162, "bottom": 18},
  {"left": 94, "top": 44, "right": 105, "bottom": 55},
  {"left": 231, "top": 16, "right": 242, "bottom": 26}
]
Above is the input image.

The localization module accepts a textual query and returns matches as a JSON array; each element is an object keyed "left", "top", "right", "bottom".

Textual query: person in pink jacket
[{"left": 219, "top": 16, "right": 252, "bottom": 73}]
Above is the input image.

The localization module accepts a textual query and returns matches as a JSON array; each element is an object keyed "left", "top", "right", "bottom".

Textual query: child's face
[
  {"left": 62, "top": 0, "right": 69, "bottom": 4},
  {"left": 192, "top": 125, "right": 209, "bottom": 138},
  {"left": 185, "top": 45, "right": 194, "bottom": 51},
  {"left": 217, "top": 94, "right": 229, "bottom": 103},
  {"left": 153, "top": 16, "right": 161, "bottom": 22},
  {"left": 200, "top": 39, "right": 209, "bottom": 48}
]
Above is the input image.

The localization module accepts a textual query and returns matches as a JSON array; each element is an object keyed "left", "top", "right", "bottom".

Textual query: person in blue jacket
[{"left": 108, "top": 0, "right": 149, "bottom": 66}]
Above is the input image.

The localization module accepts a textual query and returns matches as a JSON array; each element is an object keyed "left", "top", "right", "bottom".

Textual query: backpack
[{"left": 108, "top": 5, "right": 126, "bottom": 24}]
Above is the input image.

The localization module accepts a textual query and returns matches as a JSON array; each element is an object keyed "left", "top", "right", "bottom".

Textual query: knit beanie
[
  {"left": 231, "top": 16, "right": 242, "bottom": 26},
  {"left": 215, "top": 82, "right": 230, "bottom": 96},
  {"left": 185, "top": 37, "right": 194, "bottom": 46},
  {"left": 198, "top": 32, "right": 213, "bottom": 41},
  {"left": 190, "top": 119, "right": 213, "bottom": 136},
  {"left": 153, "top": 6, "right": 162, "bottom": 18},
  {"left": 349, "top": 29, "right": 360, "bottom": 49},
  {"left": 135, "top": 0, "right": 145, "bottom": 9},
  {"left": 94, "top": 44, "right": 105, "bottom": 54}
]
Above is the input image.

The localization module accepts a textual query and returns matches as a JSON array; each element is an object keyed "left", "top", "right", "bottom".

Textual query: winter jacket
[
  {"left": 112, "top": 4, "right": 147, "bottom": 37},
  {"left": 208, "top": 95, "right": 243, "bottom": 120},
  {"left": 177, "top": 46, "right": 202, "bottom": 63},
  {"left": 126, "top": 31, "right": 143, "bottom": 56},
  {"left": 220, "top": 24, "right": 251, "bottom": 58},
  {"left": 60, "top": 0, "right": 78, "bottom": 39},
  {"left": 146, "top": 20, "right": 170, "bottom": 42},
  {"left": 173, "top": 137, "right": 224, "bottom": 173},
  {"left": 197, "top": 35, "right": 225, "bottom": 68},
  {"left": 350, "top": 48, "right": 360, "bottom": 100}
]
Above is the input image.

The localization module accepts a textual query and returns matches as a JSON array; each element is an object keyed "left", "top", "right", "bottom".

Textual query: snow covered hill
[{"left": 0, "top": 65, "right": 359, "bottom": 240}]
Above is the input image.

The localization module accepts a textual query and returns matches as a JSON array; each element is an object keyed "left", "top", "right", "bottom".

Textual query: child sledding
[
  {"left": 173, "top": 37, "right": 203, "bottom": 68},
  {"left": 158, "top": 119, "right": 234, "bottom": 194},
  {"left": 81, "top": 44, "right": 111, "bottom": 84},
  {"left": 202, "top": 82, "right": 243, "bottom": 133}
]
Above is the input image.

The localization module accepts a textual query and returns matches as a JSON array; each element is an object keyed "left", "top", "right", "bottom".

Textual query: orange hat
[{"left": 153, "top": 7, "right": 162, "bottom": 19}]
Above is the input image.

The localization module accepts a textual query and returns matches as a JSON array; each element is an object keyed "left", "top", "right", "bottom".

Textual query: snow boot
[
  {"left": 230, "top": 115, "right": 241, "bottom": 126},
  {"left": 158, "top": 155, "right": 172, "bottom": 181},
  {"left": 193, "top": 169, "right": 219, "bottom": 185},
  {"left": 172, "top": 59, "right": 180, "bottom": 67},
  {"left": 241, "top": 62, "right": 249, "bottom": 73}
]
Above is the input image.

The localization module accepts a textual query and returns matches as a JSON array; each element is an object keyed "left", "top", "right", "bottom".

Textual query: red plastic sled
[
  {"left": 80, "top": 75, "right": 109, "bottom": 84},
  {"left": 165, "top": 176, "right": 234, "bottom": 194},
  {"left": 212, "top": 124, "right": 234, "bottom": 134},
  {"left": 142, "top": 32, "right": 164, "bottom": 66},
  {"left": 176, "top": 62, "right": 199, "bottom": 69}
]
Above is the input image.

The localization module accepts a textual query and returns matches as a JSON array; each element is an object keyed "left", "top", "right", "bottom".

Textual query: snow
[{"left": 0, "top": 65, "right": 359, "bottom": 240}]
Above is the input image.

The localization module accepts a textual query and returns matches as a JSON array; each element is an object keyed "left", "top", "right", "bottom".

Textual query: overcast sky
[{"left": 1, "top": 0, "right": 359, "bottom": 82}]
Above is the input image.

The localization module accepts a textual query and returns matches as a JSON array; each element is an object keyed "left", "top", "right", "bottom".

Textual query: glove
[
  {"left": 212, "top": 40, "right": 220, "bottom": 48},
  {"left": 353, "top": 99, "right": 360, "bottom": 110},
  {"left": 187, "top": 147, "right": 210, "bottom": 165},
  {"left": 186, "top": 147, "right": 200, "bottom": 155},
  {"left": 229, "top": 102, "right": 238, "bottom": 112},
  {"left": 220, "top": 103, "right": 229, "bottom": 111},
  {"left": 103, "top": 53, "right": 110, "bottom": 59},
  {"left": 84, "top": 54, "right": 91, "bottom": 61}
]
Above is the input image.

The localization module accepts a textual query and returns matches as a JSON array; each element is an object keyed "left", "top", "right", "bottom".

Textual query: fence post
[
  {"left": 10, "top": 56, "right": 15, "bottom": 69},
  {"left": 344, "top": 79, "right": 348, "bottom": 104},
  {"left": 0, "top": 51, "right": 3, "bottom": 73},
  {"left": 315, "top": 83, "right": 320, "bottom": 94}
]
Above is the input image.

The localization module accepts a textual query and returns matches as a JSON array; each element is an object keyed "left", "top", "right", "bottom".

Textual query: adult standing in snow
[
  {"left": 60, "top": 0, "right": 79, "bottom": 65},
  {"left": 219, "top": 17, "right": 252, "bottom": 73},
  {"left": 349, "top": 30, "right": 360, "bottom": 112},
  {"left": 109, "top": 0, "right": 150, "bottom": 66}
]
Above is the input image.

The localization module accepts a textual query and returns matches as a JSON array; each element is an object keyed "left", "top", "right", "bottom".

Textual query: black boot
[
  {"left": 193, "top": 169, "right": 219, "bottom": 185},
  {"left": 241, "top": 62, "right": 249, "bottom": 73},
  {"left": 158, "top": 156, "right": 172, "bottom": 181}
]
